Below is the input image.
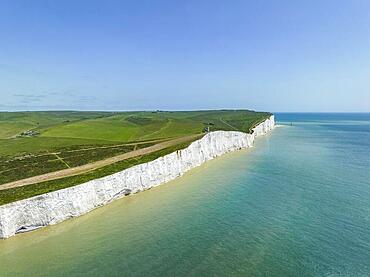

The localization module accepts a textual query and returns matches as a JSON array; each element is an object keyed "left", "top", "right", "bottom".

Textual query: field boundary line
[{"left": 54, "top": 153, "right": 71, "bottom": 168}]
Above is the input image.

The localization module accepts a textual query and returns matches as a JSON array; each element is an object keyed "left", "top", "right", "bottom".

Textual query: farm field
[{"left": 0, "top": 110, "right": 271, "bottom": 204}]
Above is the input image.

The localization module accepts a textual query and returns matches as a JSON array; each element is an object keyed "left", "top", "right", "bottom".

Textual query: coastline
[{"left": 0, "top": 116, "right": 275, "bottom": 239}]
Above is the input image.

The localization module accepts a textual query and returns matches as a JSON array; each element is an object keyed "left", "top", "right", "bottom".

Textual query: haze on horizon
[{"left": 1, "top": 0, "right": 369, "bottom": 112}]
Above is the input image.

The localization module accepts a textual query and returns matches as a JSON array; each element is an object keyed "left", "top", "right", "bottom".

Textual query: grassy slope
[
  {"left": 0, "top": 122, "right": 35, "bottom": 138},
  {"left": 0, "top": 111, "right": 119, "bottom": 156},
  {"left": 40, "top": 110, "right": 269, "bottom": 141},
  {"left": 0, "top": 111, "right": 114, "bottom": 138},
  {"left": 0, "top": 110, "right": 271, "bottom": 205}
]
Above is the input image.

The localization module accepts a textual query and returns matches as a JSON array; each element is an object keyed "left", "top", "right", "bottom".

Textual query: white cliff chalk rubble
[{"left": 0, "top": 116, "right": 275, "bottom": 239}]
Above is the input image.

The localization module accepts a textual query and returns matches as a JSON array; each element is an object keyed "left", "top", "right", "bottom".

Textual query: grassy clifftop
[
  {"left": 0, "top": 110, "right": 270, "bottom": 157},
  {"left": 0, "top": 110, "right": 271, "bottom": 204}
]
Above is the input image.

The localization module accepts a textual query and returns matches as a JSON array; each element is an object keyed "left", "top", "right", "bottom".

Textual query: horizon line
[{"left": 0, "top": 109, "right": 369, "bottom": 114}]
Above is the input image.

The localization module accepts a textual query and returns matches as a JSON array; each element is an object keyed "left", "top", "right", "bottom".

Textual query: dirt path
[
  {"left": 59, "top": 137, "right": 172, "bottom": 154},
  {"left": 0, "top": 134, "right": 202, "bottom": 191},
  {"left": 5, "top": 137, "right": 172, "bottom": 160}
]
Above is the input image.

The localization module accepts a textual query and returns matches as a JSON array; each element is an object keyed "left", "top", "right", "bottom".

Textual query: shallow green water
[{"left": 0, "top": 113, "right": 369, "bottom": 276}]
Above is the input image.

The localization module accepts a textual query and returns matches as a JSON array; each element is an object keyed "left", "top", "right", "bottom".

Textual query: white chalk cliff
[{"left": 0, "top": 116, "right": 275, "bottom": 239}]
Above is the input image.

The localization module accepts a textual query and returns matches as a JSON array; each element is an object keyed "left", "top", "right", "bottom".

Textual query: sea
[{"left": 0, "top": 113, "right": 369, "bottom": 276}]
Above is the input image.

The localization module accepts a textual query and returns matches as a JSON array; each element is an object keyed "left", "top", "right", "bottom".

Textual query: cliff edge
[{"left": 0, "top": 115, "right": 275, "bottom": 239}]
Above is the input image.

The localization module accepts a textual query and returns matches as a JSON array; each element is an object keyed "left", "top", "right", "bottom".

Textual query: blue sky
[{"left": 1, "top": 0, "right": 370, "bottom": 112}]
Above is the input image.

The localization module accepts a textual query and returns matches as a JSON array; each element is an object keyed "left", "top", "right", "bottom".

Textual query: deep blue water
[{"left": 0, "top": 113, "right": 369, "bottom": 276}]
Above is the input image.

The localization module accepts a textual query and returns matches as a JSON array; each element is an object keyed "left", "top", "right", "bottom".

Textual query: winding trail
[{"left": 0, "top": 134, "right": 202, "bottom": 191}]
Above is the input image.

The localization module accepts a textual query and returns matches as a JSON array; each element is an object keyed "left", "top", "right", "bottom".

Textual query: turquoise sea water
[{"left": 0, "top": 113, "right": 370, "bottom": 276}]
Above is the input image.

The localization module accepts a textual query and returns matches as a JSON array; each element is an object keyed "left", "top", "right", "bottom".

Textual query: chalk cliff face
[{"left": 0, "top": 116, "right": 274, "bottom": 239}]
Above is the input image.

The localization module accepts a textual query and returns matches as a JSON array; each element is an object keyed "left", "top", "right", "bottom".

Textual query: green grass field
[
  {"left": 0, "top": 110, "right": 271, "bottom": 204},
  {"left": 0, "top": 110, "right": 270, "bottom": 158},
  {"left": 0, "top": 140, "right": 196, "bottom": 205}
]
